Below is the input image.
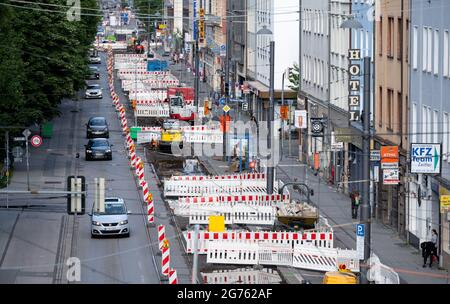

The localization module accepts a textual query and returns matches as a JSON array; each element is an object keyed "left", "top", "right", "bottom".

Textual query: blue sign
[
  {"left": 356, "top": 224, "right": 365, "bottom": 237},
  {"left": 220, "top": 44, "right": 226, "bottom": 57},
  {"left": 219, "top": 97, "right": 226, "bottom": 105}
]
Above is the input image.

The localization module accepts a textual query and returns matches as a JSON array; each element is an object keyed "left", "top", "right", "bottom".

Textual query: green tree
[{"left": 288, "top": 63, "right": 300, "bottom": 92}]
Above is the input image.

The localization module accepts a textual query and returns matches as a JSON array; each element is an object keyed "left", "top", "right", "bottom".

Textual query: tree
[{"left": 288, "top": 63, "right": 300, "bottom": 92}]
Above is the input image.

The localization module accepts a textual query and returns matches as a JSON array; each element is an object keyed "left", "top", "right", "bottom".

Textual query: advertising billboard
[{"left": 410, "top": 143, "right": 441, "bottom": 174}]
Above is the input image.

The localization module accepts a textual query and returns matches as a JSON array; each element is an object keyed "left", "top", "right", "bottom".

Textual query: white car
[
  {"left": 89, "top": 55, "right": 101, "bottom": 64},
  {"left": 85, "top": 84, "right": 103, "bottom": 99},
  {"left": 90, "top": 197, "right": 131, "bottom": 238}
]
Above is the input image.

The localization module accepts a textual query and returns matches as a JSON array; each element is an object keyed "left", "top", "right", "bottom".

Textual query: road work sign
[{"left": 208, "top": 216, "right": 225, "bottom": 232}]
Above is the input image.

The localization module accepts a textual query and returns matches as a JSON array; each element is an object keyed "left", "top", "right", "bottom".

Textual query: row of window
[
  {"left": 302, "top": 9, "right": 327, "bottom": 35},
  {"left": 378, "top": 16, "right": 407, "bottom": 61},
  {"left": 411, "top": 103, "right": 450, "bottom": 162},
  {"left": 412, "top": 26, "right": 450, "bottom": 77},
  {"left": 302, "top": 55, "right": 326, "bottom": 89},
  {"left": 377, "top": 88, "right": 404, "bottom": 133}
]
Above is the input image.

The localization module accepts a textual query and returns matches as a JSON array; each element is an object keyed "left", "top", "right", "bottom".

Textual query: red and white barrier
[
  {"left": 168, "top": 269, "right": 178, "bottom": 284},
  {"left": 183, "top": 230, "right": 334, "bottom": 254},
  {"left": 158, "top": 225, "right": 165, "bottom": 250},
  {"left": 177, "top": 194, "right": 290, "bottom": 205},
  {"left": 202, "top": 268, "right": 282, "bottom": 284},
  {"left": 142, "top": 181, "right": 150, "bottom": 201},
  {"left": 161, "top": 246, "right": 170, "bottom": 276},
  {"left": 135, "top": 104, "right": 170, "bottom": 118},
  {"left": 168, "top": 173, "right": 266, "bottom": 181},
  {"left": 147, "top": 196, "right": 154, "bottom": 224}
]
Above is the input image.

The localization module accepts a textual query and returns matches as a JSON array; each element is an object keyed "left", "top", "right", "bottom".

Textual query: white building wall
[{"left": 173, "top": 0, "right": 183, "bottom": 34}]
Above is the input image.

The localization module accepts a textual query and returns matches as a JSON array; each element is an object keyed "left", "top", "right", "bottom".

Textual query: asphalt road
[{"left": 0, "top": 51, "right": 161, "bottom": 284}]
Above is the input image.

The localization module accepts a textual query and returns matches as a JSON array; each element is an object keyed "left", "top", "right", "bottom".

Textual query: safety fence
[
  {"left": 163, "top": 181, "right": 277, "bottom": 197},
  {"left": 128, "top": 90, "right": 167, "bottom": 101},
  {"left": 183, "top": 230, "right": 334, "bottom": 254},
  {"left": 135, "top": 104, "right": 170, "bottom": 118},
  {"left": 205, "top": 241, "right": 360, "bottom": 273},
  {"left": 184, "top": 204, "right": 276, "bottom": 226},
  {"left": 367, "top": 254, "right": 400, "bottom": 284},
  {"left": 201, "top": 268, "right": 282, "bottom": 284},
  {"left": 292, "top": 245, "right": 360, "bottom": 272},
  {"left": 177, "top": 194, "right": 290, "bottom": 204}
]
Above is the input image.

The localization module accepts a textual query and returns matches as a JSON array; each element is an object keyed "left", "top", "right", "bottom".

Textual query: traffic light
[
  {"left": 224, "top": 82, "right": 230, "bottom": 96},
  {"left": 67, "top": 176, "right": 86, "bottom": 215}
]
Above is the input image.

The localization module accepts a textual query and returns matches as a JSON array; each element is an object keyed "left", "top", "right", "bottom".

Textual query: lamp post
[
  {"left": 341, "top": 18, "right": 371, "bottom": 284},
  {"left": 256, "top": 26, "right": 274, "bottom": 195}
]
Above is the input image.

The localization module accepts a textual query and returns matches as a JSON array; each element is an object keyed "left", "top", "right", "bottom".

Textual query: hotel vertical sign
[{"left": 348, "top": 49, "right": 361, "bottom": 121}]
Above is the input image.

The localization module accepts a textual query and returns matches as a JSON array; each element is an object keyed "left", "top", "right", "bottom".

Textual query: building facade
[
  {"left": 374, "top": 0, "right": 409, "bottom": 237},
  {"left": 409, "top": 0, "right": 450, "bottom": 269}
]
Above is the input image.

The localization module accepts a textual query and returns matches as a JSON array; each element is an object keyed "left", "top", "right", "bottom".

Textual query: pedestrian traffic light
[{"left": 224, "top": 82, "right": 230, "bottom": 96}]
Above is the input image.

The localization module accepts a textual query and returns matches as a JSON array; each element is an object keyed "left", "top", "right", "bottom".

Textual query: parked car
[
  {"left": 88, "top": 55, "right": 101, "bottom": 64},
  {"left": 87, "top": 66, "right": 100, "bottom": 80},
  {"left": 90, "top": 197, "right": 130, "bottom": 238},
  {"left": 85, "top": 84, "right": 103, "bottom": 99},
  {"left": 85, "top": 138, "right": 112, "bottom": 160},
  {"left": 86, "top": 116, "right": 109, "bottom": 138}
]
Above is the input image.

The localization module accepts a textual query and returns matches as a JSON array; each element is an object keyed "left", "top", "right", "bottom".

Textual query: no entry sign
[{"left": 31, "top": 135, "right": 43, "bottom": 147}]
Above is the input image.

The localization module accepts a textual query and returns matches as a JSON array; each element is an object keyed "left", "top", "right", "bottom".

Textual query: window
[
  {"left": 378, "top": 17, "right": 383, "bottom": 55},
  {"left": 422, "top": 106, "right": 427, "bottom": 143},
  {"left": 444, "top": 113, "right": 449, "bottom": 161},
  {"left": 427, "top": 107, "right": 432, "bottom": 143},
  {"left": 387, "top": 17, "right": 394, "bottom": 57},
  {"left": 428, "top": 27, "right": 433, "bottom": 72},
  {"left": 397, "top": 17, "right": 403, "bottom": 59},
  {"left": 387, "top": 89, "right": 393, "bottom": 130},
  {"left": 378, "top": 87, "right": 383, "bottom": 126},
  {"left": 444, "top": 31, "right": 449, "bottom": 77},
  {"left": 434, "top": 30, "right": 439, "bottom": 75},
  {"left": 413, "top": 26, "right": 418, "bottom": 69},
  {"left": 434, "top": 110, "right": 439, "bottom": 143},
  {"left": 412, "top": 103, "right": 417, "bottom": 143},
  {"left": 423, "top": 27, "right": 428, "bottom": 71}
]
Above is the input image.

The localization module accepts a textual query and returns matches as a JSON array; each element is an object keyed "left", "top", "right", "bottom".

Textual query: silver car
[
  {"left": 85, "top": 84, "right": 103, "bottom": 99},
  {"left": 89, "top": 55, "right": 101, "bottom": 64},
  {"left": 90, "top": 198, "right": 131, "bottom": 238}
]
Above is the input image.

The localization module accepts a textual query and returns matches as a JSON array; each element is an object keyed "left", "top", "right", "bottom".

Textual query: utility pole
[
  {"left": 5, "top": 131, "right": 9, "bottom": 208},
  {"left": 191, "top": 224, "right": 199, "bottom": 284},
  {"left": 360, "top": 56, "right": 372, "bottom": 284},
  {"left": 267, "top": 41, "right": 275, "bottom": 194},
  {"left": 223, "top": 0, "right": 231, "bottom": 161},
  {"left": 147, "top": 0, "right": 150, "bottom": 55},
  {"left": 193, "top": 0, "right": 201, "bottom": 114}
]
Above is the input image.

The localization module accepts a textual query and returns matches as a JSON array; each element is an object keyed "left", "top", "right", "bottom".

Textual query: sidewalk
[{"left": 165, "top": 53, "right": 449, "bottom": 284}]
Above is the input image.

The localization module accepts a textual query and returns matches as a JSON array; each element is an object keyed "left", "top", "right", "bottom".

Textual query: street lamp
[
  {"left": 256, "top": 26, "right": 275, "bottom": 195},
  {"left": 341, "top": 18, "right": 372, "bottom": 284}
]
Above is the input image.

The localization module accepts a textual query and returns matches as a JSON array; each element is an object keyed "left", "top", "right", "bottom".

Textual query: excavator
[{"left": 157, "top": 119, "right": 183, "bottom": 152}]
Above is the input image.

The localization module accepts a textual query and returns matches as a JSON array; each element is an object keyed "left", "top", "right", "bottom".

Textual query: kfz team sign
[{"left": 410, "top": 143, "right": 441, "bottom": 174}]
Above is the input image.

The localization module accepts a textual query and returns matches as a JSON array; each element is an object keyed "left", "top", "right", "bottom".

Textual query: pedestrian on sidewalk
[
  {"left": 421, "top": 241, "right": 434, "bottom": 268},
  {"left": 430, "top": 229, "right": 439, "bottom": 266},
  {"left": 350, "top": 189, "right": 360, "bottom": 219}
]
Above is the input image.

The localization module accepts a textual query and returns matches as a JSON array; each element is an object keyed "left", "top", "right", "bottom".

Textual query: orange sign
[
  {"left": 380, "top": 146, "right": 399, "bottom": 163},
  {"left": 314, "top": 153, "right": 320, "bottom": 170},
  {"left": 219, "top": 115, "right": 231, "bottom": 132},
  {"left": 280, "top": 105, "right": 289, "bottom": 121}
]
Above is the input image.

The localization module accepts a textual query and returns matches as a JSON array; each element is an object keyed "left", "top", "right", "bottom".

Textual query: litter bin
[{"left": 41, "top": 122, "right": 53, "bottom": 138}]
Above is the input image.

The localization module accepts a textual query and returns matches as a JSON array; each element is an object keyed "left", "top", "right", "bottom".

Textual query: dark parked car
[
  {"left": 88, "top": 66, "right": 100, "bottom": 80},
  {"left": 86, "top": 117, "right": 109, "bottom": 138},
  {"left": 85, "top": 138, "right": 113, "bottom": 161}
]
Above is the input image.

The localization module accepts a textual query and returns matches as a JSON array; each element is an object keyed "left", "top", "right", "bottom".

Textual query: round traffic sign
[{"left": 31, "top": 135, "right": 43, "bottom": 148}]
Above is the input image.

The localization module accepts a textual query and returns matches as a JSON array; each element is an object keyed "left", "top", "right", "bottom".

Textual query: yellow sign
[
  {"left": 223, "top": 105, "right": 231, "bottom": 113},
  {"left": 440, "top": 195, "right": 450, "bottom": 213},
  {"left": 158, "top": 24, "right": 166, "bottom": 29},
  {"left": 162, "top": 238, "right": 169, "bottom": 249},
  {"left": 208, "top": 216, "right": 225, "bottom": 232}
]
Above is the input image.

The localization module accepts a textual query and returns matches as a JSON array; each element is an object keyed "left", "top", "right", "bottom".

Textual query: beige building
[{"left": 374, "top": 0, "right": 409, "bottom": 235}]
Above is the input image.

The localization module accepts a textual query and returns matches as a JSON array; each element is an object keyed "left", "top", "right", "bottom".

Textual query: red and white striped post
[
  {"left": 147, "top": 194, "right": 154, "bottom": 224},
  {"left": 158, "top": 225, "right": 165, "bottom": 250},
  {"left": 161, "top": 245, "right": 170, "bottom": 276},
  {"left": 168, "top": 269, "right": 177, "bottom": 284}
]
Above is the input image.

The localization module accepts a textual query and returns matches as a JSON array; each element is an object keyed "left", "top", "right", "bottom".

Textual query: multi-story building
[
  {"left": 230, "top": 0, "right": 247, "bottom": 99},
  {"left": 374, "top": 0, "right": 409, "bottom": 237},
  {"left": 409, "top": 0, "right": 450, "bottom": 269},
  {"left": 246, "top": 0, "right": 299, "bottom": 123},
  {"left": 299, "top": 0, "right": 330, "bottom": 165}
]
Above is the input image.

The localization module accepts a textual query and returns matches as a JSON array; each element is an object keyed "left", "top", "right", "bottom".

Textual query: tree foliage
[
  {"left": 0, "top": 0, "right": 100, "bottom": 158},
  {"left": 0, "top": 0, "right": 100, "bottom": 126},
  {"left": 288, "top": 63, "right": 300, "bottom": 92}
]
